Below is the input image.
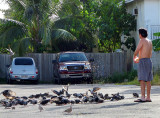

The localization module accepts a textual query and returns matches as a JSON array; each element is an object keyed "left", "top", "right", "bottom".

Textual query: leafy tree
[
  {"left": 54, "top": 0, "right": 107, "bottom": 52},
  {"left": 0, "top": 0, "right": 76, "bottom": 56},
  {"left": 96, "top": 0, "right": 136, "bottom": 52},
  {"left": 152, "top": 32, "right": 160, "bottom": 51}
]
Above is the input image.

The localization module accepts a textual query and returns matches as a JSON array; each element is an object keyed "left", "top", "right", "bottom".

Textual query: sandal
[
  {"left": 145, "top": 99, "right": 152, "bottom": 102},
  {"left": 134, "top": 99, "right": 146, "bottom": 102}
]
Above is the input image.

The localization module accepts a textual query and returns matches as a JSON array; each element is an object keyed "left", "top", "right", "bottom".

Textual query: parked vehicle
[
  {"left": 52, "top": 51, "right": 93, "bottom": 84},
  {"left": 6, "top": 57, "right": 39, "bottom": 84}
]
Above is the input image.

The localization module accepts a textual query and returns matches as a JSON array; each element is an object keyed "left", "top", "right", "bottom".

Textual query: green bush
[
  {"left": 151, "top": 74, "right": 160, "bottom": 85},
  {"left": 93, "top": 70, "right": 137, "bottom": 84}
]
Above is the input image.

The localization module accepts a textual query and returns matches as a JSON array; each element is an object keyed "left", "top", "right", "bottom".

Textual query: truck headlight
[
  {"left": 84, "top": 64, "right": 91, "bottom": 69},
  {"left": 59, "top": 65, "right": 68, "bottom": 71}
]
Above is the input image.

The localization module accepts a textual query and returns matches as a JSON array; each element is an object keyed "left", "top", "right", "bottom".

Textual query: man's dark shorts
[{"left": 138, "top": 58, "right": 153, "bottom": 81}]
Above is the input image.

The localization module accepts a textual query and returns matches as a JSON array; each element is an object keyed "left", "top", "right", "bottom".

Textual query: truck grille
[{"left": 67, "top": 65, "right": 84, "bottom": 71}]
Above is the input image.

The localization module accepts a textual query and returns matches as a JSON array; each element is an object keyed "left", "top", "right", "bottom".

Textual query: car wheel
[
  {"left": 33, "top": 80, "right": 39, "bottom": 84},
  {"left": 7, "top": 76, "right": 13, "bottom": 84},
  {"left": 7, "top": 79, "right": 13, "bottom": 84}
]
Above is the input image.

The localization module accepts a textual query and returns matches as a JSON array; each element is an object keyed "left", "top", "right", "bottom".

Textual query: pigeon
[
  {"left": 29, "top": 99, "right": 38, "bottom": 105},
  {"left": 66, "top": 91, "right": 72, "bottom": 98},
  {"left": 98, "top": 93, "right": 104, "bottom": 99},
  {"left": 82, "top": 96, "right": 89, "bottom": 103},
  {"left": 63, "top": 84, "right": 70, "bottom": 92},
  {"left": 61, "top": 98, "right": 70, "bottom": 105},
  {"left": 51, "top": 89, "right": 64, "bottom": 96},
  {"left": 12, "top": 106, "right": 15, "bottom": 110},
  {"left": 70, "top": 100, "right": 75, "bottom": 104},
  {"left": 133, "top": 93, "right": 139, "bottom": 98},
  {"left": 38, "top": 104, "right": 44, "bottom": 112},
  {"left": 0, "top": 90, "right": 16, "bottom": 99},
  {"left": 74, "top": 99, "right": 81, "bottom": 104},
  {"left": 21, "top": 96, "right": 28, "bottom": 100},
  {"left": 41, "top": 92, "right": 49, "bottom": 97},
  {"left": 64, "top": 105, "right": 72, "bottom": 113},
  {"left": 28, "top": 95, "right": 35, "bottom": 99},
  {"left": 39, "top": 99, "right": 50, "bottom": 105},
  {"left": 4, "top": 101, "right": 12, "bottom": 109},
  {"left": 104, "top": 94, "right": 111, "bottom": 100},
  {"left": 73, "top": 93, "right": 83, "bottom": 99},
  {"left": 89, "top": 87, "right": 101, "bottom": 94}
]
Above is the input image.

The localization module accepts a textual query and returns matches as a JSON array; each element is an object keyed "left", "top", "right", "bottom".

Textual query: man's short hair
[{"left": 139, "top": 28, "right": 148, "bottom": 38}]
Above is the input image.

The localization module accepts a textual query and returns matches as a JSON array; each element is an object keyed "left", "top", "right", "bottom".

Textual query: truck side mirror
[
  {"left": 52, "top": 60, "right": 57, "bottom": 64},
  {"left": 89, "top": 58, "right": 94, "bottom": 62}
]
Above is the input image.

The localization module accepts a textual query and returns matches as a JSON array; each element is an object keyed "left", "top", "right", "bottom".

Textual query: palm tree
[{"left": 0, "top": 0, "right": 76, "bottom": 56}]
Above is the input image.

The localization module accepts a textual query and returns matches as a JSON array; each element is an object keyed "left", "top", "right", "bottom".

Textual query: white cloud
[{"left": 0, "top": 0, "right": 9, "bottom": 19}]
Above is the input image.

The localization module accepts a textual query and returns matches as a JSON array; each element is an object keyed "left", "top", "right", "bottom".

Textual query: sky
[{"left": 0, "top": 0, "right": 9, "bottom": 19}]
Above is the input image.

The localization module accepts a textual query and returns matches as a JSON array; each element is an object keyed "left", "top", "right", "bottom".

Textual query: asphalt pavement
[{"left": 0, "top": 84, "right": 160, "bottom": 118}]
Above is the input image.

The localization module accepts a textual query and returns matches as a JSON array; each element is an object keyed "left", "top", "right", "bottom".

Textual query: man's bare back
[
  {"left": 139, "top": 38, "right": 152, "bottom": 59},
  {"left": 134, "top": 38, "right": 152, "bottom": 60}
]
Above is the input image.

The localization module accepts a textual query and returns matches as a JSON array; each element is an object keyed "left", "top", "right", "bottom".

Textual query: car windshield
[
  {"left": 59, "top": 53, "right": 88, "bottom": 62},
  {"left": 15, "top": 58, "right": 33, "bottom": 65}
]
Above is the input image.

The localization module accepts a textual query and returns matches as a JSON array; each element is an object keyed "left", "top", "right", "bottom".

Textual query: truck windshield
[
  {"left": 59, "top": 53, "right": 88, "bottom": 62},
  {"left": 15, "top": 58, "right": 33, "bottom": 65}
]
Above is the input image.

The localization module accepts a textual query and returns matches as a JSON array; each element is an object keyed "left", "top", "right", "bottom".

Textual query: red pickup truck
[{"left": 52, "top": 51, "right": 93, "bottom": 84}]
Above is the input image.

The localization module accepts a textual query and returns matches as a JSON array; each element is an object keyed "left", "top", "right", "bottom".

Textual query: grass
[
  {"left": 118, "top": 74, "right": 160, "bottom": 86},
  {"left": 151, "top": 74, "right": 160, "bottom": 85},
  {"left": 94, "top": 70, "right": 160, "bottom": 86}
]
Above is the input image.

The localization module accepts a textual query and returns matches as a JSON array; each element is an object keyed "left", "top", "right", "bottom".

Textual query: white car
[{"left": 6, "top": 57, "right": 38, "bottom": 84}]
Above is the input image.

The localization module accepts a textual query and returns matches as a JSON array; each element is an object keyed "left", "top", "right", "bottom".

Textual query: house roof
[{"left": 125, "top": 0, "right": 135, "bottom": 4}]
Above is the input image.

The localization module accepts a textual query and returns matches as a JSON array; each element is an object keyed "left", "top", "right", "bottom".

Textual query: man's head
[{"left": 139, "top": 28, "right": 148, "bottom": 38}]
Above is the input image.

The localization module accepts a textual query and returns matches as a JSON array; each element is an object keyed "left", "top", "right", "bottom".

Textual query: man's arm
[{"left": 134, "top": 39, "right": 143, "bottom": 58}]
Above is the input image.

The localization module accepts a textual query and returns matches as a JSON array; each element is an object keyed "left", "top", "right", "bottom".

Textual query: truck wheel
[
  {"left": 87, "top": 77, "right": 93, "bottom": 84},
  {"left": 54, "top": 76, "right": 62, "bottom": 85}
]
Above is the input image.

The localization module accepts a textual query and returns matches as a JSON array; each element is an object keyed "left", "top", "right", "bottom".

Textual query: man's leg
[
  {"left": 146, "top": 81, "right": 151, "bottom": 100},
  {"left": 140, "top": 80, "right": 145, "bottom": 100}
]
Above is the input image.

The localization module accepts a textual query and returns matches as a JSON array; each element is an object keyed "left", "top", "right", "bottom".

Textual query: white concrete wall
[
  {"left": 144, "top": 0, "right": 160, "bottom": 40},
  {"left": 144, "top": 0, "right": 160, "bottom": 26},
  {"left": 125, "top": 0, "right": 160, "bottom": 72},
  {"left": 126, "top": 0, "right": 145, "bottom": 46}
]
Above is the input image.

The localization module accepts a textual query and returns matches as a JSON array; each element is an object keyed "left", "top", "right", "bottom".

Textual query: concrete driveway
[{"left": 0, "top": 84, "right": 160, "bottom": 118}]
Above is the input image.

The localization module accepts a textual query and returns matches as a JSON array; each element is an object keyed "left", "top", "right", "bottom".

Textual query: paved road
[{"left": 0, "top": 84, "right": 160, "bottom": 118}]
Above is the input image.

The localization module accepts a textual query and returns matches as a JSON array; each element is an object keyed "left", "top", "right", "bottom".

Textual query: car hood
[{"left": 59, "top": 61, "right": 90, "bottom": 66}]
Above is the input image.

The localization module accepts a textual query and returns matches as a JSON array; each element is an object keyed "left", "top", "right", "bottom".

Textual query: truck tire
[{"left": 87, "top": 77, "right": 93, "bottom": 84}]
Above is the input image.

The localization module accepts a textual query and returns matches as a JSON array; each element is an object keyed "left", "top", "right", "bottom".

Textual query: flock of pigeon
[{"left": 0, "top": 85, "right": 139, "bottom": 113}]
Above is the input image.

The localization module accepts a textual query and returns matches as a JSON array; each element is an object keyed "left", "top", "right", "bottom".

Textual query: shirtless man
[{"left": 133, "top": 28, "right": 153, "bottom": 102}]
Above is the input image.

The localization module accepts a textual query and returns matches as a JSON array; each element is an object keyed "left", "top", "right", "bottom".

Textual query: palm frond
[
  {"left": 0, "top": 18, "right": 25, "bottom": 26},
  {"left": 4, "top": 0, "right": 25, "bottom": 20},
  {"left": 0, "top": 18, "right": 26, "bottom": 47},
  {"left": 11, "top": 37, "right": 32, "bottom": 56},
  {"left": 53, "top": 15, "right": 83, "bottom": 29},
  {"left": 51, "top": 29, "right": 76, "bottom": 41},
  {"left": 40, "top": 23, "right": 51, "bottom": 45}
]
